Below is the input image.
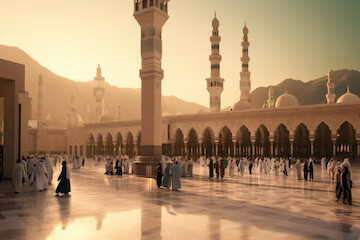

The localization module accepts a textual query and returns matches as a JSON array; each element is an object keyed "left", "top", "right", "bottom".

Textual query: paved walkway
[{"left": 0, "top": 161, "right": 359, "bottom": 240}]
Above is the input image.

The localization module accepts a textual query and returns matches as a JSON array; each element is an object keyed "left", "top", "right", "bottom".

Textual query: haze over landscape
[{"left": 0, "top": 0, "right": 359, "bottom": 109}]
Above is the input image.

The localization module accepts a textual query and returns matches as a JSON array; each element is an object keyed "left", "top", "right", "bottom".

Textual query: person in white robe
[
  {"left": 239, "top": 159, "right": 245, "bottom": 176},
  {"left": 20, "top": 158, "right": 27, "bottom": 177},
  {"left": 188, "top": 158, "right": 193, "bottom": 177},
  {"left": 229, "top": 159, "right": 235, "bottom": 177},
  {"left": 27, "top": 157, "right": 36, "bottom": 179},
  {"left": 294, "top": 160, "right": 302, "bottom": 180},
  {"left": 44, "top": 154, "right": 54, "bottom": 184},
  {"left": 328, "top": 159, "right": 335, "bottom": 180},
  {"left": 30, "top": 159, "right": 48, "bottom": 191},
  {"left": 161, "top": 155, "right": 167, "bottom": 175},
  {"left": 258, "top": 158, "right": 263, "bottom": 173},
  {"left": 13, "top": 159, "right": 26, "bottom": 193},
  {"left": 274, "top": 159, "right": 279, "bottom": 176},
  {"left": 170, "top": 162, "right": 181, "bottom": 191}
]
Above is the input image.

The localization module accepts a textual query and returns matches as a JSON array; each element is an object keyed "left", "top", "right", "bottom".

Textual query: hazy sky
[{"left": 0, "top": 0, "right": 359, "bottom": 108}]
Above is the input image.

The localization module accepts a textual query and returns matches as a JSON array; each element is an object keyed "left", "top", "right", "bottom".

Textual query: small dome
[
  {"left": 232, "top": 100, "right": 252, "bottom": 111},
  {"left": 98, "top": 113, "right": 113, "bottom": 122},
  {"left": 195, "top": 108, "right": 210, "bottom": 114},
  {"left": 337, "top": 87, "right": 360, "bottom": 104},
  {"left": 275, "top": 92, "right": 299, "bottom": 108}
]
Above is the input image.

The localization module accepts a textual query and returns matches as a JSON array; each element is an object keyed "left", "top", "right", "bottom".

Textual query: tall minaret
[
  {"left": 93, "top": 64, "right": 105, "bottom": 120},
  {"left": 134, "top": 0, "right": 170, "bottom": 176},
  {"left": 37, "top": 74, "right": 44, "bottom": 129},
  {"left": 206, "top": 12, "right": 224, "bottom": 112},
  {"left": 240, "top": 23, "right": 251, "bottom": 102},
  {"left": 326, "top": 69, "right": 336, "bottom": 104}
]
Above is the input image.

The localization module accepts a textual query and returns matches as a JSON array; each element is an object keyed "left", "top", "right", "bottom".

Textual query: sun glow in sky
[{"left": 0, "top": 0, "right": 359, "bottom": 107}]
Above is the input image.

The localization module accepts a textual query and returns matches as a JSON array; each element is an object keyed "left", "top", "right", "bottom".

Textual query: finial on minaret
[
  {"left": 347, "top": 85, "right": 350, "bottom": 93},
  {"left": 214, "top": 10, "right": 217, "bottom": 18}
]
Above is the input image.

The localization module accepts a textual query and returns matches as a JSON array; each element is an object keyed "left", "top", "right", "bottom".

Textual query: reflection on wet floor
[{"left": 0, "top": 161, "right": 360, "bottom": 240}]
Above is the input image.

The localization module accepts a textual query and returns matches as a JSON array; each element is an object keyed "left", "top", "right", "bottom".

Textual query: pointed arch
[
  {"left": 336, "top": 121, "right": 357, "bottom": 159},
  {"left": 126, "top": 132, "right": 135, "bottom": 157},
  {"left": 187, "top": 128, "right": 199, "bottom": 157},
  {"left": 105, "top": 133, "right": 114, "bottom": 155},
  {"left": 314, "top": 122, "right": 332, "bottom": 158},
  {"left": 175, "top": 129, "right": 185, "bottom": 156},
  {"left": 255, "top": 125, "right": 270, "bottom": 157},
  {"left": 202, "top": 127, "right": 214, "bottom": 157},
  {"left": 115, "top": 132, "right": 123, "bottom": 155},
  {"left": 96, "top": 133, "right": 104, "bottom": 155},
  {"left": 137, "top": 132, "right": 141, "bottom": 156},
  {"left": 236, "top": 125, "right": 251, "bottom": 157},
  {"left": 273, "top": 124, "right": 290, "bottom": 157},
  {"left": 294, "top": 123, "right": 311, "bottom": 158},
  {"left": 219, "top": 126, "right": 233, "bottom": 157}
]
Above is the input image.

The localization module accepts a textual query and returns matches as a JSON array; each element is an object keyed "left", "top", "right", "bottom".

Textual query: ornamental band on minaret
[
  {"left": 133, "top": 0, "right": 169, "bottom": 176},
  {"left": 240, "top": 24, "right": 251, "bottom": 102},
  {"left": 206, "top": 12, "right": 224, "bottom": 112}
]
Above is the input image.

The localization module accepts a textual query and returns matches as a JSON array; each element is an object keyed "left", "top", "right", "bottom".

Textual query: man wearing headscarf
[
  {"left": 170, "top": 162, "right": 181, "bottom": 191},
  {"left": 162, "top": 162, "right": 172, "bottom": 189},
  {"left": 44, "top": 154, "right": 54, "bottom": 184},
  {"left": 294, "top": 159, "right": 302, "bottom": 180}
]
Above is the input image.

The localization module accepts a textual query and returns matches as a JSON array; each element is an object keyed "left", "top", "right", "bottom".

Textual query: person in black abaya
[
  {"left": 156, "top": 163, "right": 162, "bottom": 188},
  {"left": 115, "top": 159, "right": 122, "bottom": 176},
  {"left": 56, "top": 161, "right": 71, "bottom": 196}
]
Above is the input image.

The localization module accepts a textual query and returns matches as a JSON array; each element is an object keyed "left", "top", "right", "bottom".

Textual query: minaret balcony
[{"left": 134, "top": 0, "right": 169, "bottom": 14}]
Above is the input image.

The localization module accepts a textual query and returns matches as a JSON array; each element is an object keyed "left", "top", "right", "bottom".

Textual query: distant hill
[
  {"left": 249, "top": 69, "right": 360, "bottom": 108},
  {"left": 0, "top": 45, "right": 208, "bottom": 127}
]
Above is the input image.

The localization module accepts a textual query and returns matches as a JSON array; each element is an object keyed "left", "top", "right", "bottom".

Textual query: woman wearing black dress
[{"left": 56, "top": 161, "right": 71, "bottom": 196}]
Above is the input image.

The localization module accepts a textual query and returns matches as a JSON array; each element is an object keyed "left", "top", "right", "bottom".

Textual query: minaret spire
[
  {"left": 206, "top": 13, "right": 224, "bottom": 112},
  {"left": 240, "top": 23, "right": 251, "bottom": 102}
]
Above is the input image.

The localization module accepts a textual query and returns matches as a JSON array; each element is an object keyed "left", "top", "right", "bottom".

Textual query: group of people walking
[{"left": 12, "top": 154, "right": 71, "bottom": 196}]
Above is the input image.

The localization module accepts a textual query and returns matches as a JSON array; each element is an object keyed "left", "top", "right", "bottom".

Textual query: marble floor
[{"left": 0, "top": 161, "right": 360, "bottom": 240}]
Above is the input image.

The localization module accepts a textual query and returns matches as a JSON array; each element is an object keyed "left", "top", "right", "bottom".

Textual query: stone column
[
  {"left": 270, "top": 141, "right": 274, "bottom": 157},
  {"left": 184, "top": 140, "right": 188, "bottom": 156},
  {"left": 232, "top": 140, "right": 237, "bottom": 157},
  {"left": 198, "top": 141, "right": 203, "bottom": 156},
  {"left": 251, "top": 139, "right": 255, "bottom": 157}
]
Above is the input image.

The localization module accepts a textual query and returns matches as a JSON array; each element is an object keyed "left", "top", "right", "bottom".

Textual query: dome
[
  {"left": 232, "top": 100, "right": 252, "bottom": 111},
  {"left": 98, "top": 113, "right": 114, "bottom": 122},
  {"left": 275, "top": 92, "right": 299, "bottom": 108},
  {"left": 337, "top": 87, "right": 360, "bottom": 104},
  {"left": 195, "top": 108, "right": 210, "bottom": 114}
]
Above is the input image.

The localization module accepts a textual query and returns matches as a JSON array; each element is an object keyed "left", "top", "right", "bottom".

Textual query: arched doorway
[
  {"left": 336, "top": 121, "right": 357, "bottom": 159},
  {"left": 96, "top": 134, "right": 104, "bottom": 155},
  {"left": 273, "top": 124, "right": 290, "bottom": 157},
  {"left": 105, "top": 133, "right": 114, "bottom": 156},
  {"left": 126, "top": 133, "right": 135, "bottom": 157},
  {"left": 314, "top": 122, "right": 332, "bottom": 158},
  {"left": 115, "top": 133, "right": 123, "bottom": 155},
  {"left": 174, "top": 129, "right": 185, "bottom": 156},
  {"left": 294, "top": 123, "right": 311, "bottom": 158},
  {"left": 255, "top": 125, "right": 270, "bottom": 157},
  {"left": 219, "top": 126, "right": 233, "bottom": 157},
  {"left": 202, "top": 128, "right": 214, "bottom": 157},
  {"left": 236, "top": 126, "right": 251, "bottom": 157},
  {"left": 187, "top": 129, "right": 198, "bottom": 157},
  {"left": 87, "top": 134, "right": 95, "bottom": 157}
]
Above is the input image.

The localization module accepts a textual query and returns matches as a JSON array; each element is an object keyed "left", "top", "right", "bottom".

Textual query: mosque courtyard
[{"left": 0, "top": 161, "right": 360, "bottom": 240}]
